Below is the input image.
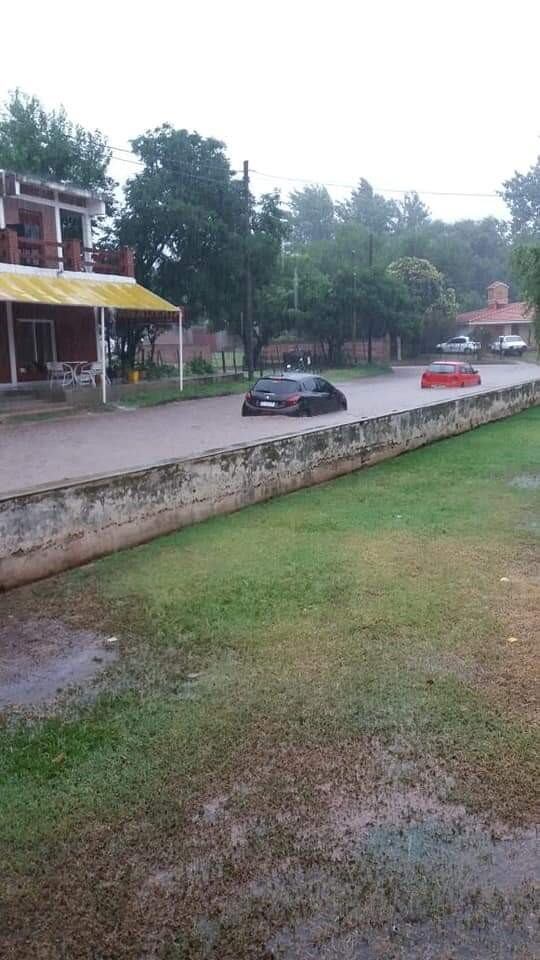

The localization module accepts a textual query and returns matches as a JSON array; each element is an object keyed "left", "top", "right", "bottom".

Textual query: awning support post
[
  {"left": 101, "top": 306, "right": 107, "bottom": 404},
  {"left": 178, "top": 308, "right": 183, "bottom": 391}
]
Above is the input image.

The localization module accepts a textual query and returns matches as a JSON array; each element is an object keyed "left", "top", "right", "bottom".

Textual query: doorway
[
  {"left": 15, "top": 319, "right": 56, "bottom": 380},
  {"left": 19, "top": 208, "right": 44, "bottom": 267}
]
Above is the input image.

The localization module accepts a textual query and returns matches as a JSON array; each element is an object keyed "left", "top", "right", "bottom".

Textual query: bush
[
  {"left": 185, "top": 355, "right": 215, "bottom": 376},
  {"left": 138, "top": 361, "right": 178, "bottom": 380}
]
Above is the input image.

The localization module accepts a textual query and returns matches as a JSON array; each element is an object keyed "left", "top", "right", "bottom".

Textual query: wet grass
[
  {"left": 0, "top": 407, "right": 538, "bottom": 958},
  {"left": 118, "top": 364, "right": 390, "bottom": 408},
  {"left": 118, "top": 378, "right": 249, "bottom": 407}
]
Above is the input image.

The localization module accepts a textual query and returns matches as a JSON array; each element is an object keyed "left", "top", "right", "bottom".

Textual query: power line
[
  {"left": 6, "top": 114, "right": 500, "bottom": 199},
  {"left": 250, "top": 168, "right": 499, "bottom": 199}
]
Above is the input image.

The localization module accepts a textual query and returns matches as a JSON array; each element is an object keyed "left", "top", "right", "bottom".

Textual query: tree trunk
[{"left": 367, "top": 322, "right": 373, "bottom": 364}]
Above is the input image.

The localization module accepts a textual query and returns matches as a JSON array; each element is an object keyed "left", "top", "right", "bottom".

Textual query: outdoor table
[{"left": 62, "top": 361, "right": 88, "bottom": 386}]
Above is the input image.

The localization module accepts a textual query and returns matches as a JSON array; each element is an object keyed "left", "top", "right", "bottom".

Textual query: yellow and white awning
[{"left": 0, "top": 272, "right": 177, "bottom": 312}]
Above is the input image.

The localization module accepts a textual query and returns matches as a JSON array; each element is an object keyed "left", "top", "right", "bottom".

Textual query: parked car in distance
[
  {"left": 435, "top": 335, "right": 480, "bottom": 354},
  {"left": 489, "top": 335, "right": 528, "bottom": 357},
  {"left": 242, "top": 374, "right": 347, "bottom": 417},
  {"left": 421, "top": 361, "right": 482, "bottom": 389}
]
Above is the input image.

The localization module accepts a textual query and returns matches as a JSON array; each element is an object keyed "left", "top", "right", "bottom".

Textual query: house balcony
[{"left": 0, "top": 229, "right": 135, "bottom": 278}]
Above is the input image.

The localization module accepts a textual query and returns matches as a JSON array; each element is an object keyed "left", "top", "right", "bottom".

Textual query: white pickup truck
[
  {"left": 435, "top": 335, "right": 481, "bottom": 355},
  {"left": 489, "top": 335, "right": 528, "bottom": 357}
]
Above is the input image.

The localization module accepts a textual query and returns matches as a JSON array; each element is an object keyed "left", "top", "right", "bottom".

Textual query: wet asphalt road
[{"left": 0, "top": 364, "right": 536, "bottom": 495}]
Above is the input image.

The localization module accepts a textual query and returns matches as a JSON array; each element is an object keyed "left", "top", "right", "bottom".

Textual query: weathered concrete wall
[{"left": 1, "top": 379, "right": 538, "bottom": 590}]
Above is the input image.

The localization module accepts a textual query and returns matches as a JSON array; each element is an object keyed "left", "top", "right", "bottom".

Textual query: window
[
  {"left": 16, "top": 320, "right": 55, "bottom": 370},
  {"left": 315, "top": 378, "right": 331, "bottom": 393},
  {"left": 428, "top": 363, "right": 455, "bottom": 373},
  {"left": 60, "top": 210, "right": 84, "bottom": 242},
  {"left": 20, "top": 208, "right": 43, "bottom": 240},
  {"left": 19, "top": 208, "right": 44, "bottom": 267},
  {"left": 254, "top": 379, "right": 301, "bottom": 395}
]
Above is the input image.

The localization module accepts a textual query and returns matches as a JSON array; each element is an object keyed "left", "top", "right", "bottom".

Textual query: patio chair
[
  {"left": 47, "top": 361, "right": 73, "bottom": 389},
  {"left": 77, "top": 362, "right": 110, "bottom": 388}
]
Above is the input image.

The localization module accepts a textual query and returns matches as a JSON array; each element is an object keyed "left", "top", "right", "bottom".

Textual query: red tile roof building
[{"left": 458, "top": 282, "right": 535, "bottom": 345}]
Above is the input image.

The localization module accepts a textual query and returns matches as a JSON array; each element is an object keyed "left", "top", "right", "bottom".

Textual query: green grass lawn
[
  {"left": 118, "top": 377, "right": 249, "bottom": 407},
  {"left": 119, "top": 364, "right": 390, "bottom": 408},
  {"left": 1, "top": 409, "right": 538, "bottom": 959}
]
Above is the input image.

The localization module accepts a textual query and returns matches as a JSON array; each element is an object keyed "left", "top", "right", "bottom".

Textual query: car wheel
[
  {"left": 241, "top": 404, "right": 250, "bottom": 417},
  {"left": 340, "top": 398, "right": 347, "bottom": 411}
]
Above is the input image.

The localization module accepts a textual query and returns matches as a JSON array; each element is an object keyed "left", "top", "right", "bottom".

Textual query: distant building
[{"left": 458, "top": 282, "right": 535, "bottom": 346}]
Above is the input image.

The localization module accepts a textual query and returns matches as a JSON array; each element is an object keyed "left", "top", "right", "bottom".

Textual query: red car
[{"left": 421, "top": 361, "right": 482, "bottom": 389}]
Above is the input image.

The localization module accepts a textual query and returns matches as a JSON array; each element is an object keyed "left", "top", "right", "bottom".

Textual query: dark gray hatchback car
[{"left": 241, "top": 374, "right": 348, "bottom": 417}]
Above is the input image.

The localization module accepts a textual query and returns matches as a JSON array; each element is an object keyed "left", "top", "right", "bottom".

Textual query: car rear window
[
  {"left": 428, "top": 363, "right": 456, "bottom": 373},
  {"left": 506, "top": 336, "right": 522, "bottom": 342},
  {"left": 254, "top": 379, "right": 300, "bottom": 395}
]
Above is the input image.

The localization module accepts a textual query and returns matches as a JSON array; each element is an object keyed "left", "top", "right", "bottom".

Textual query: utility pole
[
  {"left": 351, "top": 249, "right": 357, "bottom": 363},
  {"left": 293, "top": 264, "right": 299, "bottom": 311},
  {"left": 243, "top": 160, "right": 254, "bottom": 379},
  {"left": 367, "top": 233, "right": 374, "bottom": 365}
]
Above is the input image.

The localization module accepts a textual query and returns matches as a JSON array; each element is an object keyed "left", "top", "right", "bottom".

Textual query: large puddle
[
  {"left": 174, "top": 747, "right": 539, "bottom": 959},
  {"left": 0, "top": 618, "right": 118, "bottom": 709},
  {"left": 509, "top": 473, "right": 540, "bottom": 490}
]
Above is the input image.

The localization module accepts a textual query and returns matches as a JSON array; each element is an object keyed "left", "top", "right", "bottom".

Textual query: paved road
[{"left": 0, "top": 364, "right": 536, "bottom": 496}]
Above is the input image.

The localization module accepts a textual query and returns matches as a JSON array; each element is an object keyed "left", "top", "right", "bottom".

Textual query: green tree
[
  {"left": 354, "top": 268, "right": 409, "bottom": 363},
  {"left": 501, "top": 156, "right": 540, "bottom": 239},
  {"left": 291, "top": 259, "right": 407, "bottom": 365},
  {"left": 289, "top": 184, "right": 335, "bottom": 244},
  {"left": 396, "top": 191, "right": 430, "bottom": 231},
  {"left": 389, "top": 218, "right": 510, "bottom": 309},
  {"left": 115, "top": 125, "right": 245, "bottom": 320},
  {"left": 240, "top": 190, "right": 291, "bottom": 367},
  {"left": 0, "top": 89, "right": 115, "bottom": 208},
  {"left": 337, "top": 178, "right": 399, "bottom": 234},
  {"left": 513, "top": 244, "right": 540, "bottom": 351},
  {"left": 387, "top": 256, "right": 456, "bottom": 353}
]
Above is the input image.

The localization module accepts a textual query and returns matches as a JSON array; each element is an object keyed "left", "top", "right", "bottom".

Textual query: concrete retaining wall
[{"left": 1, "top": 379, "right": 538, "bottom": 590}]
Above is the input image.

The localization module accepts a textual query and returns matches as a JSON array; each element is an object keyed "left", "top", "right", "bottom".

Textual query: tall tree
[
  {"left": 389, "top": 218, "right": 511, "bottom": 310},
  {"left": 387, "top": 256, "right": 456, "bottom": 352},
  {"left": 115, "top": 125, "right": 289, "bottom": 366},
  {"left": 337, "top": 178, "right": 399, "bottom": 234},
  {"left": 501, "top": 156, "right": 540, "bottom": 239},
  {"left": 513, "top": 244, "right": 540, "bottom": 350},
  {"left": 396, "top": 191, "right": 430, "bottom": 231},
  {"left": 289, "top": 184, "right": 335, "bottom": 244},
  {"left": 0, "top": 89, "right": 115, "bottom": 208},
  {"left": 115, "top": 125, "right": 245, "bottom": 320}
]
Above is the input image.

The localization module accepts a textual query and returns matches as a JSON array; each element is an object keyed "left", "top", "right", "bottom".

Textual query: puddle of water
[
  {"left": 271, "top": 911, "right": 538, "bottom": 960},
  {"left": 0, "top": 618, "right": 118, "bottom": 708},
  {"left": 510, "top": 474, "right": 540, "bottom": 490},
  {"left": 192, "top": 776, "right": 540, "bottom": 960}
]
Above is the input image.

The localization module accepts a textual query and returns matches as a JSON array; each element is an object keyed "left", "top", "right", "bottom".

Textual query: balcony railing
[{"left": 0, "top": 230, "right": 135, "bottom": 277}]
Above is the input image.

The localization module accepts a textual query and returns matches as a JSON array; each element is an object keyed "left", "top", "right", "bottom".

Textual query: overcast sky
[{"left": 2, "top": 0, "right": 539, "bottom": 222}]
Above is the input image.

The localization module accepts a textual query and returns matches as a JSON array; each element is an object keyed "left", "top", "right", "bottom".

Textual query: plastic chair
[{"left": 47, "top": 361, "right": 73, "bottom": 388}]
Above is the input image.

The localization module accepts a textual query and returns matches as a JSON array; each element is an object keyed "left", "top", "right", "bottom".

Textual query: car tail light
[
  {"left": 245, "top": 391, "right": 253, "bottom": 401},
  {"left": 285, "top": 393, "right": 301, "bottom": 406}
]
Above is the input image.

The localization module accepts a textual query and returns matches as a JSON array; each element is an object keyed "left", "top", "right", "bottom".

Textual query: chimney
[{"left": 487, "top": 282, "right": 509, "bottom": 308}]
